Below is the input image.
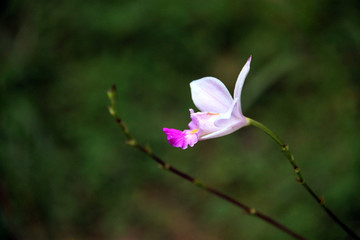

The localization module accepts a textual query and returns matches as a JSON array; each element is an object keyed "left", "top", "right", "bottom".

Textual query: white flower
[{"left": 164, "top": 56, "right": 252, "bottom": 149}]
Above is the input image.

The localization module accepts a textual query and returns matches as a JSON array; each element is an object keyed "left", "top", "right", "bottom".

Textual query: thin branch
[{"left": 247, "top": 118, "right": 359, "bottom": 240}]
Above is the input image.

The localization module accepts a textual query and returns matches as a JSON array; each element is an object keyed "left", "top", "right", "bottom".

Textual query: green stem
[
  {"left": 247, "top": 118, "right": 359, "bottom": 240},
  {"left": 107, "top": 85, "right": 306, "bottom": 240}
]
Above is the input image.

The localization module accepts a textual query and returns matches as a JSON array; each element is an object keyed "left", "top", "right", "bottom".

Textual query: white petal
[
  {"left": 199, "top": 126, "right": 235, "bottom": 140},
  {"left": 190, "top": 77, "right": 233, "bottom": 113},
  {"left": 234, "top": 56, "right": 252, "bottom": 113},
  {"left": 214, "top": 97, "right": 241, "bottom": 127},
  {"left": 199, "top": 117, "right": 249, "bottom": 140}
]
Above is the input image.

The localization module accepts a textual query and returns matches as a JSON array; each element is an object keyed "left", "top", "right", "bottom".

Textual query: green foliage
[{"left": 1, "top": 0, "right": 360, "bottom": 239}]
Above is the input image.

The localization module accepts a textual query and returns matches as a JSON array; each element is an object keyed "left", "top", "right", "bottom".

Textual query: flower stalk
[
  {"left": 247, "top": 118, "right": 359, "bottom": 240},
  {"left": 108, "top": 84, "right": 306, "bottom": 240}
]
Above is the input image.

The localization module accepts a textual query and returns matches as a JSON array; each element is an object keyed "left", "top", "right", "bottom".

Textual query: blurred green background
[{"left": 1, "top": 0, "right": 360, "bottom": 239}]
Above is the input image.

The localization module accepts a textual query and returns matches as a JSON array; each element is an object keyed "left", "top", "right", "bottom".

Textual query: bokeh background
[{"left": 1, "top": 0, "right": 360, "bottom": 239}]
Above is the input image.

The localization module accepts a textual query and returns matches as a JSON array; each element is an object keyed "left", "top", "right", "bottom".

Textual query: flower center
[{"left": 191, "top": 129, "right": 199, "bottom": 134}]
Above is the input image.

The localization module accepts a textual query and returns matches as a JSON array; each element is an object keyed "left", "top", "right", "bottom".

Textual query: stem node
[
  {"left": 249, "top": 208, "right": 257, "bottom": 215},
  {"left": 296, "top": 178, "right": 305, "bottom": 184},
  {"left": 126, "top": 139, "right": 137, "bottom": 146},
  {"left": 193, "top": 179, "right": 204, "bottom": 187}
]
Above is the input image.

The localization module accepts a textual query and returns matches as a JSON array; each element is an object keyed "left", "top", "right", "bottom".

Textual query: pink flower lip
[{"left": 163, "top": 128, "right": 199, "bottom": 149}]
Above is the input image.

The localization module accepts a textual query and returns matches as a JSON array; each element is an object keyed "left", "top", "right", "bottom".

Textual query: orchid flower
[{"left": 164, "top": 56, "right": 252, "bottom": 149}]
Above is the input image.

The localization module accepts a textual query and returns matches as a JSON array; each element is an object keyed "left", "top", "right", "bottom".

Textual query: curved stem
[
  {"left": 247, "top": 118, "right": 359, "bottom": 240},
  {"left": 107, "top": 85, "right": 306, "bottom": 240}
]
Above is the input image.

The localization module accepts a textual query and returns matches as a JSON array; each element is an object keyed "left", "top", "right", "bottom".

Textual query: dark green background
[{"left": 1, "top": 0, "right": 360, "bottom": 239}]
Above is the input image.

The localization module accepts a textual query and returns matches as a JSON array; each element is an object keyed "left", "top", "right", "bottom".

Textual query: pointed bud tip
[
  {"left": 248, "top": 55, "right": 252, "bottom": 63},
  {"left": 107, "top": 84, "right": 117, "bottom": 99},
  {"left": 108, "top": 106, "right": 116, "bottom": 116}
]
